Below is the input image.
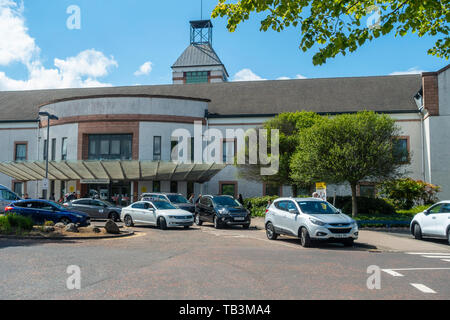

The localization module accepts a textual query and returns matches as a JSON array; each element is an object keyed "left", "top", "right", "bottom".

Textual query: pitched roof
[
  {"left": 0, "top": 74, "right": 422, "bottom": 122},
  {"left": 172, "top": 44, "right": 227, "bottom": 71}
]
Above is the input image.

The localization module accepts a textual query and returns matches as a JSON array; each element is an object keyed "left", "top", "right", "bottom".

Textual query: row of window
[{"left": 42, "top": 138, "right": 68, "bottom": 161}]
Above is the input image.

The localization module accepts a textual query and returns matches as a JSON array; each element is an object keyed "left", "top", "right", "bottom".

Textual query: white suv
[
  {"left": 410, "top": 201, "right": 450, "bottom": 245},
  {"left": 265, "top": 198, "right": 358, "bottom": 247}
]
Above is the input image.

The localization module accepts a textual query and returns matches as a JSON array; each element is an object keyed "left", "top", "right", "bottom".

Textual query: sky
[{"left": 0, "top": 0, "right": 447, "bottom": 91}]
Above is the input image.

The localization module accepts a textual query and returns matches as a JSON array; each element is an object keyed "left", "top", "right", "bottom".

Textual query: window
[
  {"left": 15, "top": 143, "right": 27, "bottom": 161},
  {"left": 51, "top": 138, "right": 56, "bottom": 161},
  {"left": 185, "top": 71, "right": 209, "bottom": 84},
  {"left": 13, "top": 182, "right": 23, "bottom": 197},
  {"left": 88, "top": 134, "right": 133, "bottom": 160},
  {"left": 153, "top": 181, "right": 161, "bottom": 193},
  {"left": 264, "top": 183, "right": 281, "bottom": 196},
  {"left": 170, "top": 181, "right": 178, "bottom": 193},
  {"left": 43, "top": 139, "right": 48, "bottom": 160},
  {"left": 153, "top": 136, "right": 161, "bottom": 161},
  {"left": 222, "top": 140, "right": 235, "bottom": 164},
  {"left": 360, "top": 185, "right": 376, "bottom": 198},
  {"left": 61, "top": 138, "right": 68, "bottom": 160},
  {"left": 393, "top": 138, "right": 409, "bottom": 163},
  {"left": 0, "top": 189, "right": 20, "bottom": 201},
  {"left": 220, "top": 182, "right": 237, "bottom": 198},
  {"left": 171, "top": 139, "right": 178, "bottom": 161}
]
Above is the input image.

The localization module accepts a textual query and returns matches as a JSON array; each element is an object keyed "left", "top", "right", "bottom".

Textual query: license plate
[
  {"left": 333, "top": 234, "right": 348, "bottom": 238},
  {"left": 234, "top": 217, "right": 245, "bottom": 221}
]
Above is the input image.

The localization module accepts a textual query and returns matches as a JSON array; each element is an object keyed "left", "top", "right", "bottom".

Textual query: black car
[
  {"left": 195, "top": 195, "right": 251, "bottom": 229},
  {"left": 63, "top": 199, "right": 122, "bottom": 221}
]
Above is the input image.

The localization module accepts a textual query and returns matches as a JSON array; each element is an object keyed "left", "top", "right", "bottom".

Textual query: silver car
[
  {"left": 0, "top": 185, "right": 21, "bottom": 213},
  {"left": 265, "top": 198, "right": 359, "bottom": 247}
]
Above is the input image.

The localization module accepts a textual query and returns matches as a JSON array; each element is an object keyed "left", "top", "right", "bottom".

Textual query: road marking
[
  {"left": 422, "top": 255, "right": 450, "bottom": 259},
  {"left": 441, "top": 259, "right": 450, "bottom": 262},
  {"left": 410, "top": 283, "right": 436, "bottom": 294},
  {"left": 385, "top": 267, "right": 450, "bottom": 271},
  {"left": 406, "top": 252, "right": 450, "bottom": 255},
  {"left": 382, "top": 269, "right": 404, "bottom": 277}
]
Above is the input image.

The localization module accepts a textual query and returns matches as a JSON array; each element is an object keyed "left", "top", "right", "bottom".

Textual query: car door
[
  {"left": 90, "top": 200, "right": 108, "bottom": 219},
  {"left": 71, "top": 200, "right": 92, "bottom": 216},
  {"left": 283, "top": 200, "right": 301, "bottom": 236},
  {"left": 205, "top": 197, "right": 216, "bottom": 222},
  {"left": 272, "top": 201, "right": 289, "bottom": 233},
  {"left": 431, "top": 203, "right": 450, "bottom": 237},
  {"left": 129, "top": 202, "right": 145, "bottom": 223},
  {"left": 34, "top": 202, "right": 57, "bottom": 224},
  {"left": 422, "top": 203, "right": 444, "bottom": 235},
  {"left": 140, "top": 202, "right": 157, "bottom": 225}
]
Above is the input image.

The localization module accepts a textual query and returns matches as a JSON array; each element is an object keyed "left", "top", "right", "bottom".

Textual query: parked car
[
  {"left": 63, "top": 198, "right": 122, "bottom": 221},
  {"left": 121, "top": 200, "right": 194, "bottom": 230},
  {"left": 265, "top": 198, "right": 358, "bottom": 247},
  {"left": 5, "top": 199, "right": 90, "bottom": 226},
  {"left": 410, "top": 201, "right": 450, "bottom": 245},
  {"left": 195, "top": 195, "right": 251, "bottom": 229},
  {"left": 140, "top": 193, "right": 195, "bottom": 213},
  {"left": 0, "top": 185, "right": 21, "bottom": 213}
]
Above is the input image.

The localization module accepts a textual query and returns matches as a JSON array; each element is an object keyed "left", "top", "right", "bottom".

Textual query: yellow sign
[
  {"left": 69, "top": 186, "right": 75, "bottom": 192},
  {"left": 316, "top": 182, "right": 326, "bottom": 190},
  {"left": 141, "top": 186, "right": 148, "bottom": 193}
]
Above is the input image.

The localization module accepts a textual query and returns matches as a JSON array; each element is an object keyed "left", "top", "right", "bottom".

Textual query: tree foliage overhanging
[{"left": 212, "top": 0, "right": 449, "bottom": 65}]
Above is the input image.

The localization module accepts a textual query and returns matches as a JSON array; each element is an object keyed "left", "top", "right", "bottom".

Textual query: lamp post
[{"left": 39, "top": 112, "right": 59, "bottom": 200}]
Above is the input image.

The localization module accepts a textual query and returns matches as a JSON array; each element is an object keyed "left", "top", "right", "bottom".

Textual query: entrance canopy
[{"left": 0, "top": 161, "right": 227, "bottom": 183}]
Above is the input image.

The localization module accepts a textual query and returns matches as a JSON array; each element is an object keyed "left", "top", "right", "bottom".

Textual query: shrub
[
  {"left": 244, "top": 196, "right": 279, "bottom": 217},
  {"left": 0, "top": 216, "right": 12, "bottom": 234},
  {"left": 5, "top": 214, "right": 34, "bottom": 232},
  {"left": 377, "top": 178, "right": 440, "bottom": 210},
  {"left": 44, "top": 221, "right": 55, "bottom": 227},
  {"left": 328, "top": 196, "right": 396, "bottom": 215}
]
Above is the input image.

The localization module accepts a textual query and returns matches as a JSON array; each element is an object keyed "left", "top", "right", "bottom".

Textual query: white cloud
[
  {"left": 276, "top": 74, "right": 308, "bottom": 80},
  {"left": 0, "top": 1, "right": 118, "bottom": 91},
  {"left": 134, "top": 61, "right": 153, "bottom": 76},
  {"left": 233, "top": 68, "right": 266, "bottom": 81},
  {"left": 389, "top": 67, "right": 424, "bottom": 75}
]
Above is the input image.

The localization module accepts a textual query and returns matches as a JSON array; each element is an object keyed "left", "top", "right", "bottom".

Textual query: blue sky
[{"left": 0, "top": 0, "right": 447, "bottom": 90}]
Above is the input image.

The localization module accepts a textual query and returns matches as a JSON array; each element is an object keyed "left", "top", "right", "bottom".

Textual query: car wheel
[
  {"left": 159, "top": 217, "right": 168, "bottom": 230},
  {"left": 214, "top": 216, "right": 222, "bottom": 229},
  {"left": 109, "top": 212, "right": 120, "bottom": 222},
  {"left": 124, "top": 215, "right": 134, "bottom": 227},
  {"left": 300, "top": 227, "right": 311, "bottom": 248},
  {"left": 60, "top": 217, "right": 71, "bottom": 225},
  {"left": 414, "top": 223, "right": 423, "bottom": 240},
  {"left": 195, "top": 214, "right": 203, "bottom": 226},
  {"left": 266, "top": 222, "right": 278, "bottom": 240},
  {"left": 343, "top": 238, "right": 354, "bottom": 247}
]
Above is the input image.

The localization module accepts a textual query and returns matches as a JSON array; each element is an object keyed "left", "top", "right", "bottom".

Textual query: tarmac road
[{"left": 0, "top": 220, "right": 449, "bottom": 300}]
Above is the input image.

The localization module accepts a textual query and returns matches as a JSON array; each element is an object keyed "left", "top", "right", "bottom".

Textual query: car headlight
[
  {"left": 218, "top": 208, "right": 229, "bottom": 215},
  {"left": 309, "top": 218, "right": 326, "bottom": 226}
]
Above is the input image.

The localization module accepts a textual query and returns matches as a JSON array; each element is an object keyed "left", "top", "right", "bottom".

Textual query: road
[{"left": 0, "top": 220, "right": 449, "bottom": 300}]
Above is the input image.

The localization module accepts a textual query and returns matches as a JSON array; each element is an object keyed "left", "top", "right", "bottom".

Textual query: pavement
[{"left": 0, "top": 217, "right": 449, "bottom": 300}]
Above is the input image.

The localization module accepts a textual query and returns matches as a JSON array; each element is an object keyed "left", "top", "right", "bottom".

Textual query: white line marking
[
  {"left": 387, "top": 267, "right": 450, "bottom": 271},
  {"left": 410, "top": 283, "right": 436, "bottom": 294},
  {"left": 423, "top": 255, "right": 450, "bottom": 259},
  {"left": 382, "top": 269, "right": 404, "bottom": 277},
  {"left": 441, "top": 259, "right": 450, "bottom": 262},
  {"left": 406, "top": 252, "right": 450, "bottom": 255}
]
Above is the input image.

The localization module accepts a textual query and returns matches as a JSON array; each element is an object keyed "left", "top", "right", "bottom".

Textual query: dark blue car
[{"left": 5, "top": 200, "right": 90, "bottom": 227}]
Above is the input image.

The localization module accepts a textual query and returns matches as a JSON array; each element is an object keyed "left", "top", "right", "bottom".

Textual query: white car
[
  {"left": 120, "top": 200, "right": 194, "bottom": 230},
  {"left": 265, "top": 198, "right": 358, "bottom": 247},
  {"left": 410, "top": 201, "right": 450, "bottom": 245}
]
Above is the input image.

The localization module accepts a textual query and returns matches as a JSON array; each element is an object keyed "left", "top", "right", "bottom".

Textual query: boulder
[
  {"left": 54, "top": 223, "right": 65, "bottom": 229},
  {"left": 65, "top": 223, "right": 79, "bottom": 233},
  {"left": 104, "top": 220, "right": 120, "bottom": 234},
  {"left": 43, "top": 226, "right": 55, "bottom": 233}
]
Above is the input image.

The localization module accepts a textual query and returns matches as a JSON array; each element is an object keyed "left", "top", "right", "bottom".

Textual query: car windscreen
[
  {"left": 152, "top": 201, "right": 177, "bottom": 210},
  {"left": 213, "top": 196, "right": 241, "bottom": 207},
  {"left": 296, "top": 201, "right": 338, "bottom": 215},
  {"left": 50, "top": 202, "right": 66, "bottom": 211},
  {"left": 101, "top": 200, "right": 115, "bottom": 207},
  {"left": 166, "top": 194, "right": 188, "bottom": 204}
]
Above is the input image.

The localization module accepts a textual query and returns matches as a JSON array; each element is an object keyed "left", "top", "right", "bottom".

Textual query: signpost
[{"left": 316, "top": 182, "right": 327, "bottom": 201}]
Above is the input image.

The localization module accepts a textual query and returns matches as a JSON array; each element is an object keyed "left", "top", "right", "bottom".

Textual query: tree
[
  {"left": 212, "top": 0, "right": 449, "bottom": 65},
  {"left": 236, "top": 111, "right": 323, "bottom": 195},
  {"left": 289, "top": 111, "right": 407, "bottom": 216}
]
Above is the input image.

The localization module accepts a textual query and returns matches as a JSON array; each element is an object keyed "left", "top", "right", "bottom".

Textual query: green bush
[
  {"left": 244, "top": 196, "right": 279, "bottom": 217},
  {"left": 5, "top": 214, "right": 34, "bottom": 232},
  {"left": 0, "top": 216, "right": 12, "bottom": 233},
  {"left": 377, "top": 178, "right": 440, "bottom": 210},
  {"left": 328, "top": 196, "right": 396, "bottom": 215}
]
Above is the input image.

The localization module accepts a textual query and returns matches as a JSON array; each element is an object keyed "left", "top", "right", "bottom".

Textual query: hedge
[
  {"left": 0, "top": 214, "right": 34, "bottom": 234},
  {"left": 328, "top": 196, "right": 396, "bottom": 215}
]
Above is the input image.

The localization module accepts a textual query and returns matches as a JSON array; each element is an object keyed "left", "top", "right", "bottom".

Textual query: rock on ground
[{"left": 104, "top": 220, "right": 120, "bottom": 234}]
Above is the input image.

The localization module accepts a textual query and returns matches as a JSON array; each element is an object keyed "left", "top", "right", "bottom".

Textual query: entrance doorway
[{"left": 82, "top": 181, "right": 131, "bottom": 207}]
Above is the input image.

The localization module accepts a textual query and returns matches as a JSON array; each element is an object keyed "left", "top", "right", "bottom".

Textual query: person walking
[{"left": 238, "top": 194, "right": 245, "bottom": 206}]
